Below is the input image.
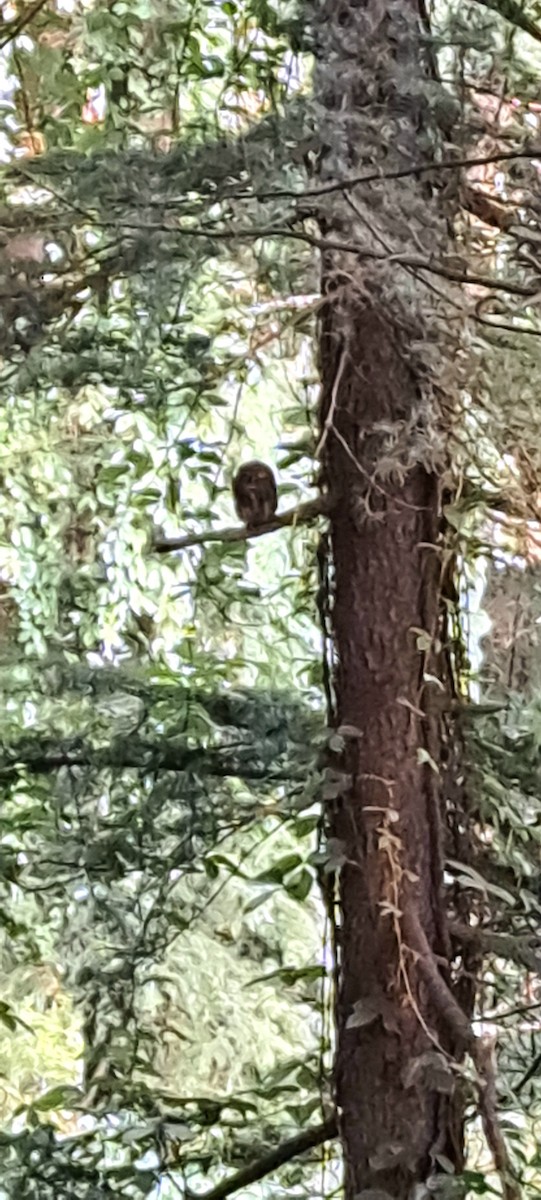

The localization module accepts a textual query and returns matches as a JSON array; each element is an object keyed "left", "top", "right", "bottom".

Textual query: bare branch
[
  {"left": 98, "top": 216, "right": 539, "bottom": 299},
  {"left": 19, "top": 134, "right": 541, "bottom": 212},
  {"left": 473, "top": 0, "right": 541, "bottom": 44},
  {"left": 247, "top": 148, "right": 541, "bottom": 203},
  {"left": 0, "top": 0, "right": 48, "bottom": 49},
  {"left": 188, "top": 1118, "right": 338, "bottom": 1200},
  {"left": 314, "top": 345, "right": 348, "bottom": 461},
  {"left": 153, "top": 498, "right": 331, "bottom": 554},
  {"left": 450, "top": 922, "right": 541, "bottom": 973},
  {"left": 0, "top": 738, "right": 307, "bottom": 782}
]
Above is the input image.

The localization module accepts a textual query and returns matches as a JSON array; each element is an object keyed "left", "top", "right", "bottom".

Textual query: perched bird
[{"left": 232, "top": 460, "right": 278, "bottom": 528}]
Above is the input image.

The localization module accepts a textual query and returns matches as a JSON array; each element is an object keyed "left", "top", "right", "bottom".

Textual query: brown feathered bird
[{"left": 232, "top": 460, "right": 278, "bottom": 528}]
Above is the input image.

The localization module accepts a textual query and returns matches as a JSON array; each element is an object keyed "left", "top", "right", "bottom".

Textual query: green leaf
[
  {"left": 253, "top": 854, "right": 303, "bottom": 884},
  {"left": 284, "top": 867, "right": 314, "bottom": 901},
  {"left": 446, "top": 860, "right": 517, "bottom": 906},
  {"left": 31, "top": 1086, "right": 84, "bottom": 1112},
  {"left": 0, "top": 1001, "right": 33, "bottom": 1034},
  {"left": 248, "top": 965, "right": 325, "bottom": 987}
]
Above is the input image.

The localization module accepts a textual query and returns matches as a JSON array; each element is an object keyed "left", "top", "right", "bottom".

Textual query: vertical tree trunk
[{"left": 313, "top": 1, "right": 468, "bottom": 1195}]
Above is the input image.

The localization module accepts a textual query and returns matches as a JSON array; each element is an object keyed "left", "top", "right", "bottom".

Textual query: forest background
[{"left": 1, "top": 0, "right": 541, "bottom": 1198}]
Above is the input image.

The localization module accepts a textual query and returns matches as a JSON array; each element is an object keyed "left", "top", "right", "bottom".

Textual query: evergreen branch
[
  {"left": 188, "top": 1118, "right": 338, "bottom": 1200},
  {"left": 153, "top": 498, "right": 330, "bottom": 554},
  {"left": 473, "top": 0, "right": 541, "bottom": 43},
  {"left": 104, "top": 149, "right": 541, "bottom": 207},
  {"left": 98, "top": 217, "right": 539, "bottom": 299},
  {"left": 249, "top": 147, "right": 541, "bottom": 202},
  {"left": 0, "top": 738, "right": 307, "bottom": 781}
]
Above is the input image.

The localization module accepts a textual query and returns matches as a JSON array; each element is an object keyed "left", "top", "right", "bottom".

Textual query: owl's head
[
  {"left": 232, "top": 460, "right": 278, "bottom": 526},
  {"left": 236, "top": 460, "right": 275, "bottom": 488}
]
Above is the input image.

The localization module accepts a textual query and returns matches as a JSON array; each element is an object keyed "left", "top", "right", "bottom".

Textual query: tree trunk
[{"left": 313, "top": 2, "right": 468, "bottom": 1195}]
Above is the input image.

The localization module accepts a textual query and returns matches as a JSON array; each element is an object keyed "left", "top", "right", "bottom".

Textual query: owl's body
[{"left": 232, "top": 461, "right": 278, "bottom": 528}]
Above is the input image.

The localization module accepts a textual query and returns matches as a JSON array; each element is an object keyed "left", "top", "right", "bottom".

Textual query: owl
[{"left": 232, "top": 460, "right": 278, "bottom": 528}]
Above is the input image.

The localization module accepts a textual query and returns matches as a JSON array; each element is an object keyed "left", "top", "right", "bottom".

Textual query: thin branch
[
  {"left": 473, "top": 0, "right": 541, "bottom": 44},
  {"left": 450, "top": 922, "right": 541, "bottom": 973},
  {"left": 10, "top": 162, "right": 539, "bottom": 302},
  {"left": 112, "top": 149, "right": 534, "bottom": 210},
  {"left": 21, "top": 144, "right": 541, "bottom": 212},
  {"left": 98, "top": 217, "right": 539, "bottom": 299},
  {"left": 314, "top": 345, "right": 348, "bottom": 461},
  {"left": 188, "top": 1118, "right": 338, "bottom": 1200},
  {"left": 0, "top": 740, "right": 307, "bottom": 782},
  {"left": 494, "top": 999, "right": 541, "bottom": 1022},
  {"left": 153, "top": 498, "right": 330, "bottom": 554},
  {"left": 0, "top": 0, "right": 49, "bottom": 49},
  {"left": 475, "top": 314, "right": 541, "bottom": 338},
  {"left": 247, "top": 148, "right": 541, "bottom": 203}
]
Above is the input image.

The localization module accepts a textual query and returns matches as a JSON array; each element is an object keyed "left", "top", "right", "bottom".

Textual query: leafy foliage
[
  {"left": 0, "top": 3, "right": 329, "bottom": 1197},
  {"left": 3, "top": 0, "right": 541, "bottom": 1195}
]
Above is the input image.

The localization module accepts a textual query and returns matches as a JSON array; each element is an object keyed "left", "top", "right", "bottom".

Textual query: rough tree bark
[{"left": 313, "top": 1, "right": 469, "bottom": 1195}]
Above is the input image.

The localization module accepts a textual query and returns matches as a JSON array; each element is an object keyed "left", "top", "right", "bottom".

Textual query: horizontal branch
[
  {"left": 120, "top": 150, "right": 541, "bottom": 209},
  {"left": 27, "top": 669, "right": 318, "bottom": 737},
  {"left": 0, "top": 738, "right": 307, "bottom": 783},
  {"left": 189, "top": 1118, "right": 338, "bottom": 1200},
  {"left": 153, "top": 498, "right": 330, "bottom": 554},
  {"left": 450, "top": 922, "right": 541, "bottom": 973},
  {"left": 250, "top": 147, "right": 541, "bottom": 202},
  {"left": 99, "top": 216, "right": 537, "bottom": 299}
]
